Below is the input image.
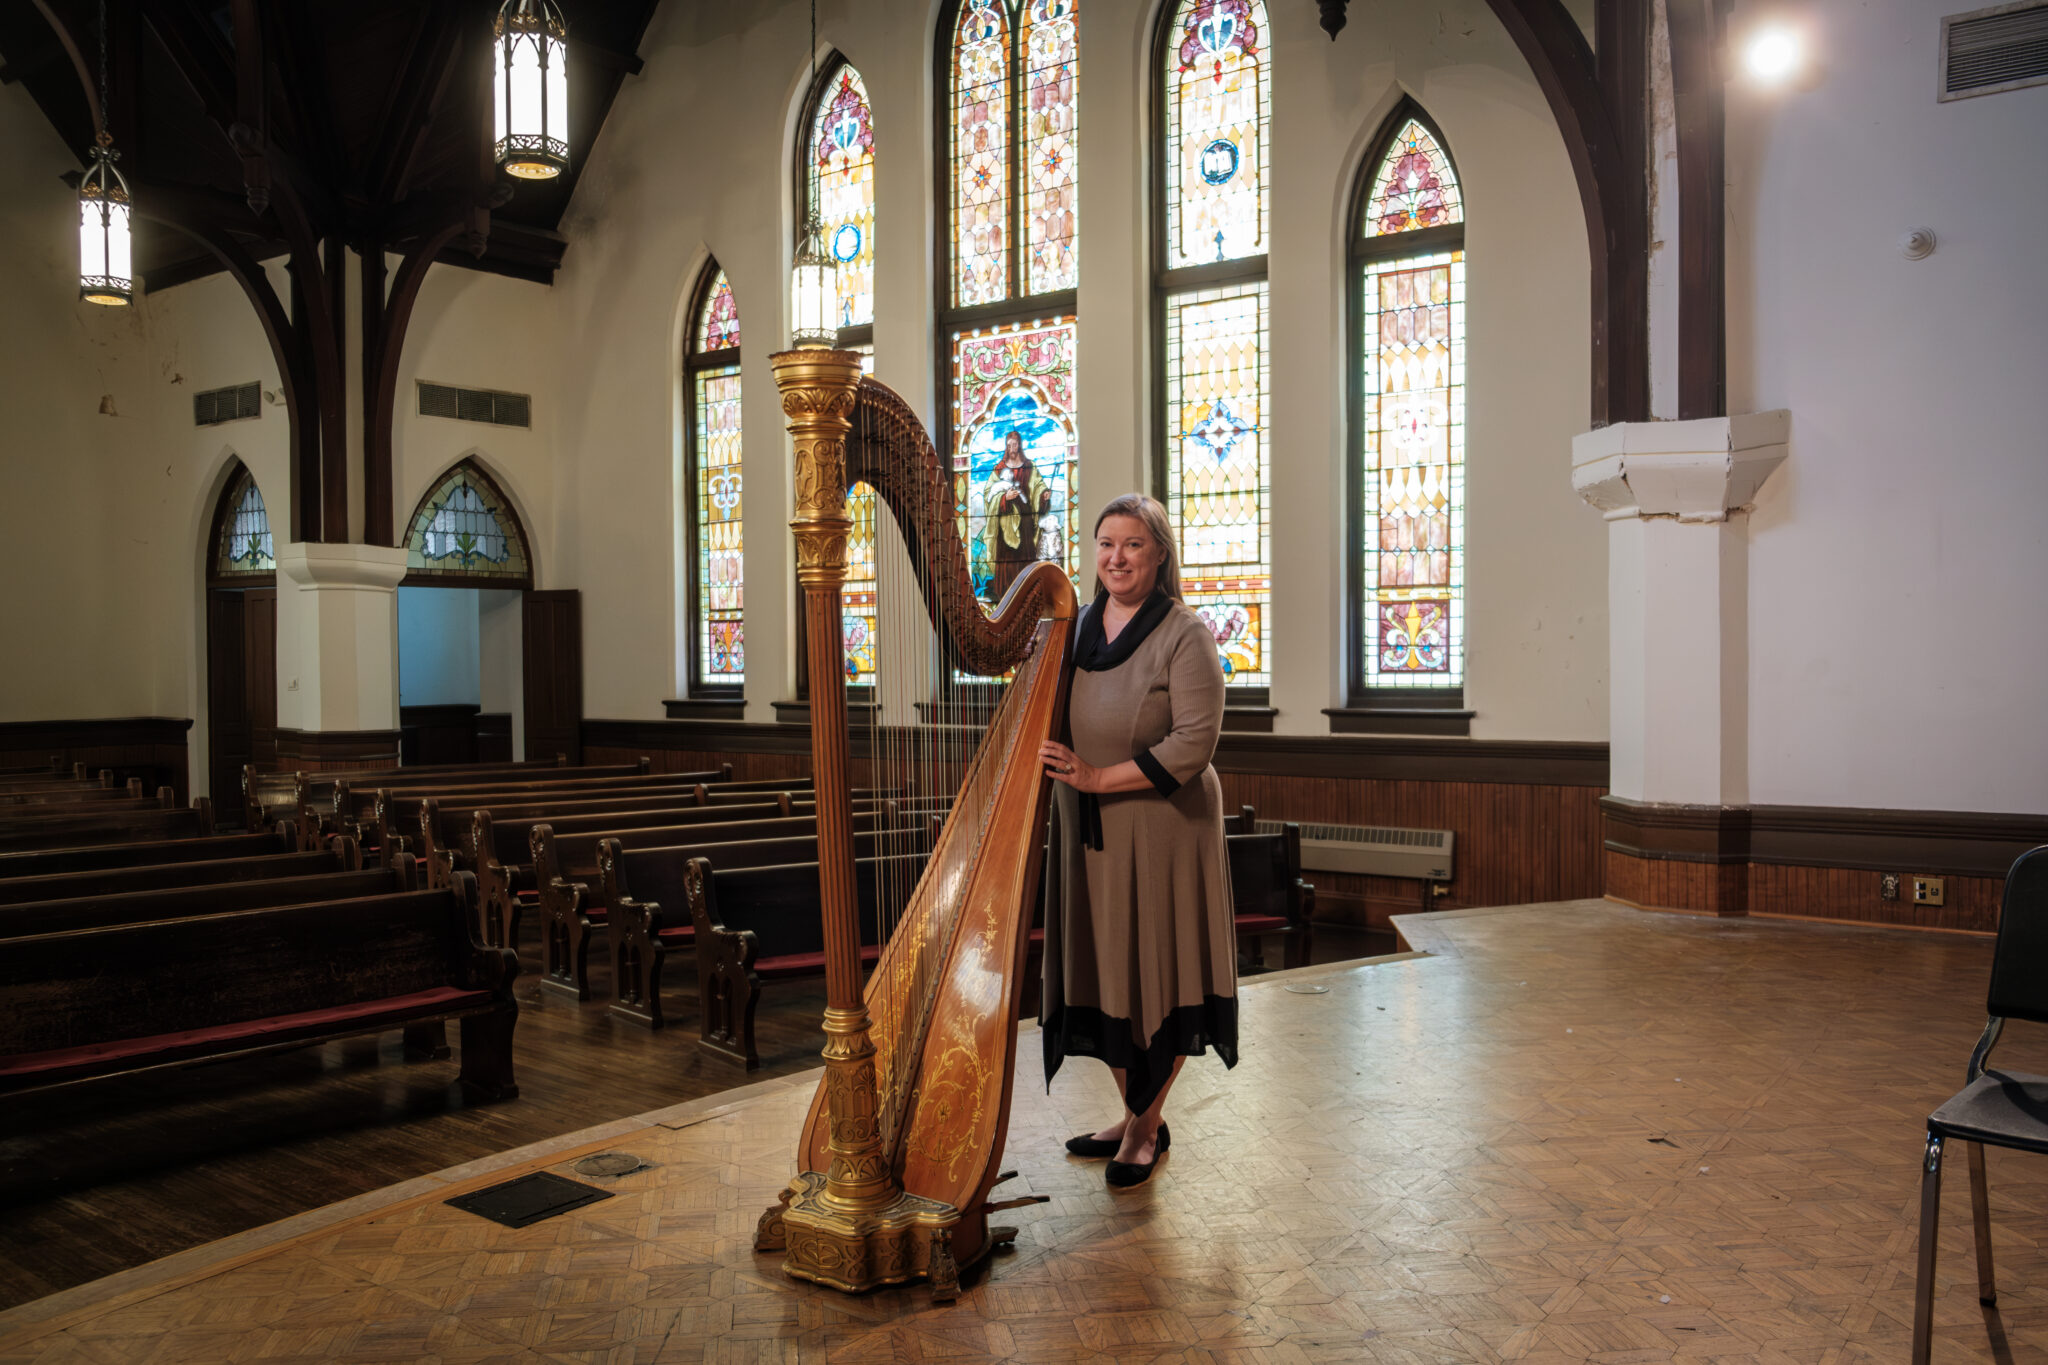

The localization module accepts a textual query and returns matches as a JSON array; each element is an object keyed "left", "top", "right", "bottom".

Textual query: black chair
[{"left": 1912, "top": 845, "right": 2048, "bottom": 1363}]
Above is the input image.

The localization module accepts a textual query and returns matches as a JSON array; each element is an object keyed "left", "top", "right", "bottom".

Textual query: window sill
[
  {"left": 1324, "top": 706, "right": 1474, "bottom": 737},
  {"left": 1221, "top": 706, "right": 1278, "bottom": 734},
  {"left": 772, "top": 697, "right": 882, "bottom": 726},
  {"left": 663, "top": 697, "right": 746, "bottom": 720}
]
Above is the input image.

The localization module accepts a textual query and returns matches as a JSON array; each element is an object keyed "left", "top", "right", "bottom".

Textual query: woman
[{"left": 1038, "top": 493, "right": 1238, "bottom": 1189}]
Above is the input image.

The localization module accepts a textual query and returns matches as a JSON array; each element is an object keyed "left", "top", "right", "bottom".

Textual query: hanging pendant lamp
[
  {"left": 79, "top": 0, "right": 132, "bottom": 306},
  {"left": 789, "top": 0, "right": 840, "bottom": 348},
  {"left": 495, "top": 0, "right": 570, "bottom": 179},
  {"left": 79, "top": 134, "right": 133, "bottom": 306}
]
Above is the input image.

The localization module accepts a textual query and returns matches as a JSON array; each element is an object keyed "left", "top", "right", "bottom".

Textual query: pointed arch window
[
  {"left": 803, "top": 58, "right": 877, "bottom": 344},
  {"left": 209, "top": 464, "right": 276, "bottom": 583},
  {"left": 686, "top": 263, "right": 745, "bottom": 692},
  {"left": 403, "top": 460, "right": 533, "bottom": 587},
  {"left": 1156, "top": 0, "right": 1270, "bottom": 692},
  {"left": 939, "top": 0, "right": 1081, "bottom": 685},
  {"left": 1350, "top": 108, "right": 1467, "bottom": 709}
]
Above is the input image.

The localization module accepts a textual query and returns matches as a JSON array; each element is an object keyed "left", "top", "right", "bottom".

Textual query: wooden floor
[
  {"left": 0, "top": 915, "right": 1386, "bottom": 1308},
  {"left": 2, "top": 901, "right": 2041, "bottom": 1363}
]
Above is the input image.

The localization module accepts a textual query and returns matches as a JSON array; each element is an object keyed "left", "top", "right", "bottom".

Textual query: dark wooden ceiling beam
[
  {"left": 23, "top": 0, "right": 100, "bottom": 134},
  {"left": 1480, "top": 0, "right": 1650, "bottom": 427},
  {"left": 261, "top": 0, "right": 347, "bottom": 196},
  {"left": 138, "top": 0, "right": 235, "bottom": 130},
  {"left": 1666, "top": 0, "right": 1727, "bottom": 420},
  {"left": 228, "top": 0, "right": 268, "bottom": 212},
  {"left": 366, "top": 9, "right": 469, "bottom": 207}
]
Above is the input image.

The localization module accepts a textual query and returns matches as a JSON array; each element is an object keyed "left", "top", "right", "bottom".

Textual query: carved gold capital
[
  {"left": 773, "top": 348, "right": 864, "bottom": 538},
  {"left": 793, "top": 518, "right": 851, "bottom": 588}
]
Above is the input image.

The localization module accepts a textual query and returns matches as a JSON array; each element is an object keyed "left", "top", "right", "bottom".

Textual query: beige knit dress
[{"left": 1041, "top": 595, "right": 1238, "bottom": 1116}]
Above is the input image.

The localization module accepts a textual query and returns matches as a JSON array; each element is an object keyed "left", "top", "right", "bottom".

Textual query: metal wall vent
[
  {"left": 417, "top": 381, "right": 532, "bottom": 428},
  {"left": 194, "top": 381, "right": 260, "bottom": 426},
  {"left": 1255, "top": 819, "right": 1455, "bottom": 881},
  {"left": 1941, "top": 2, "right": 2048, "bottom": 99}
]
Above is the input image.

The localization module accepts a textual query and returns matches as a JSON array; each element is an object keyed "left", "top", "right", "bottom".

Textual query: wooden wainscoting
[
  {"left": 269, "top": 729, "right": 402, "bottom": 774},
  {"left": 584, "top": 718, "right": 1611, "bottom": 919}
]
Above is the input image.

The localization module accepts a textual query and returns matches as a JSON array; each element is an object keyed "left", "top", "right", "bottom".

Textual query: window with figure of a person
[
  {"left": 942, "top": 0, "right": 1081, "bottom": 682},
  {"left": 686, "top": 264, "right": 745, "bottom": 692},
  {"left": 1354, "top": 109, "right": 1466, "bottom": 695},
  {"left": 1158, "top": 0, "right": 1270, "bottom": 691}
]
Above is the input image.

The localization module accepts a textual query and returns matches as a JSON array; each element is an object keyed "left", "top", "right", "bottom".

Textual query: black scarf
[
  {"left": 1069, "top": 588, "right": 1174, "bottom": 849},
  {"left": 1073, "top": 588, "right": 1174, "bottom": 672}
]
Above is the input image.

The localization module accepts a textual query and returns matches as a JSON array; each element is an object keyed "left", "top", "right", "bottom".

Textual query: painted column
[
  {"left": 275, "top": 542, "right": 408, "bottom": 763},
  {"left": 1573, "top": 412, "right": 1788, "bottom": 911}
]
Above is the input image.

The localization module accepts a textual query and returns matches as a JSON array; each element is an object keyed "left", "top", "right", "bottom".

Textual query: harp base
[{"left": 762, "top": 1171, "right": 967, "bottom": 1301}]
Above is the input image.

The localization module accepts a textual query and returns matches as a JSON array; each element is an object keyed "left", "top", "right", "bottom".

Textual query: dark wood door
[
  {"left": 206, "top": 589, "right": 250, "bottom": 826},
  {"left": 244, "top": 588, "right": 278, "bottom": 775},
  {"left": 522, "top": 590, "right": 582, "bottom": 764}
]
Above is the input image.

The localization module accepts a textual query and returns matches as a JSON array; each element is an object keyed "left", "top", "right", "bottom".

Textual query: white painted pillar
[
  {"left": 1572, "top": 412, "right": 1789, "bottom": 806},
  {"left": 275, "top": 543, "right": 409, "bottom": 734}
]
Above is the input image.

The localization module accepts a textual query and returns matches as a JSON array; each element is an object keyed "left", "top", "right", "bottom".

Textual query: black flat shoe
[
  {"left": 1064, "top": 1133, "right": 1121, "bottom": 1158},
  {"left": 1105, "top": 1123, "right": 1170, "bottom": 1189}
]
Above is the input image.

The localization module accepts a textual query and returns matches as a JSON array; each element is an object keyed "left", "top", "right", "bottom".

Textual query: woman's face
[{"left": 1095, "top": 514, "right": 1164, "bottom": 603}]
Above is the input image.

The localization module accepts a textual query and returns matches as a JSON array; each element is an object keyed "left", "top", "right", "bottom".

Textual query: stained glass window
[
  {"left": 843, "top": 348, "right": 880, "bottom": 687},
  {"left": 951, "top": 317, "right": 1080, "bottom": 616},
  {"left": 809, "top": 63, "right": 876, "bottom": 332},
  {"left": 1164, "top": 0, "right": 1269, "bottom": 269},
  {"left": 1164, "top": 281, "right": 1270, "bottom": 687},
  {"left": 688, "top": 266, "right": 745, "bottom": 688},
  {"left": 1357, "top": 116, "right": 1465, "bottom": 690},
  {"left": 947, "top": 0, "right": 1078, "bottom": 308},
  {"left": 404, "top": 462, "right": 532, "bottom": 584},
  {"left": 213, "top": 466, "right": 275, "bottom": 579},
  {"left": 1024, "top": 0, "right": 1079, "bottom": 294},
  {"left": 952, "top": 0, "right": 1011, "bottom": 306}
]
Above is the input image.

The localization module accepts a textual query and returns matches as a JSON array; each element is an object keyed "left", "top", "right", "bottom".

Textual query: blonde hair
[{"left": 1092, "top": 493, "right": 1183, "bottom": 601}]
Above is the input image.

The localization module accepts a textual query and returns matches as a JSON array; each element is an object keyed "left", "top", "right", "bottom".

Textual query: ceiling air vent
[
  {"left": 194, "top": 381, "right": 260, "bottom": 426},
  {"left": 418, "top": 382, "right": 532, "bottom": 428},
  {"left": 1941, "top": 2, "right": 2048, "bottom": 100}
]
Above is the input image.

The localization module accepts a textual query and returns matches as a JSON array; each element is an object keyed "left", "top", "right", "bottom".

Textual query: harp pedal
[
  {"left": 994, "top": 1170, "right": 1019, "bottom": 1183},
  {"left": 982, "top": 1195, "right": 1049, "bottom": 1214}
]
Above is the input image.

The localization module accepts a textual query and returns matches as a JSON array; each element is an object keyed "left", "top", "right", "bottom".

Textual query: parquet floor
[{"left": 3, "top": 900, "right": 2043, "bottom": 1363}]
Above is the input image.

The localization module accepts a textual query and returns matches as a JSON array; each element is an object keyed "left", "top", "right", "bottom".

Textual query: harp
[{"left": 754, "top": 348, "right": 1078, "bottom": 1298}]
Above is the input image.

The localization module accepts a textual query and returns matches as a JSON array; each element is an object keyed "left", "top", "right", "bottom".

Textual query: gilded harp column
[{"left": 774, "top": 348, "right": 887, "bottom": 1206}]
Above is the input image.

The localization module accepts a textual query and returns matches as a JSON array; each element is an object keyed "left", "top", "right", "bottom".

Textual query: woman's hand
[{"left": 1040, "top": 741, "right": 1100, "bottom": 793}]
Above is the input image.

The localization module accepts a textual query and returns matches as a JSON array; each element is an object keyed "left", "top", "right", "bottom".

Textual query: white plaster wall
[
  {"left": 1728, "top": 0, "right": 2048, "bottom": 814},
  {"left": 551, "top": 0, "right": 1606, "bottom": 739}
]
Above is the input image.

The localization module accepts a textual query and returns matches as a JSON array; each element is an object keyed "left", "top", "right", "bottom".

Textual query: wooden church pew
[
  {"left": 598, "top": 826, "right": 935, "bottom": 1034},
  {"left": 0, "top": 872, "right": 519, "bottom": 1102},
  {"left": 0, "top": 797, "right": 217, "bottom": 853},
  {"left": 398, "top": 779, "right": 753, "bottom": 877},
  {"left": 336, "top": 767, "right": 722, "bottom": 852},
  {"left": 0, "top": 855, "right": 419, "bottom": 940},
  {"left": 530, "top": 808, "right": 901, "bottom": 1002},
  {"left": 681, "top": 851, "right": 932, "bottom": 1068},
  {"left": 0, "top": 777, "right": 147, "bottom": 806},
  {"left": 0, "top": 826, "right": 297, "bottom": 880},
  {"left": 0, "top": 843, "right": 361, "bottom": 906},
  {"left": 243, "top": 755, "right": 582, "bottom": 831}
]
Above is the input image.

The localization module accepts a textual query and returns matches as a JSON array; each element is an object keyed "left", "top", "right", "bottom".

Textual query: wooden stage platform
[{"left": 1, "top": 900, "right": 2040, "bottom": 1363}]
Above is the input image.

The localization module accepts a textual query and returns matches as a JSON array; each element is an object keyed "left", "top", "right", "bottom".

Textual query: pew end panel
[
  {"left": 686, "top": 857, "right": 760, "bottom": 1063},
  {"left": 534, "top": 824, "right": 599, "bottom": 1002}
]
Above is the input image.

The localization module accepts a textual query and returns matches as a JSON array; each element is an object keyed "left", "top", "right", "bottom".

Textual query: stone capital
[
  {"left": 1572, "top": 411, "right": 1790, "bottom": 523},
  {"left": 276, "top": 541, "right": 410, "bottom": 591}
]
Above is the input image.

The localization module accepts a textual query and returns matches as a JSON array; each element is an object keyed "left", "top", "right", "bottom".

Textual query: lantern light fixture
[
  {"left": 495, "top": 0, "right": 570, "bottom": 180},
  {"left": 791, "top": 209, "right": 838, "bottom": 348},
  {"left": 789, "top": 0, "right": 840, "bottom": 348},
  {"left": 79, "top": 133, "right": 133, "bottom": 306},
  {"left": 79, "top": 0, "right": 131, "bottom": 307}
]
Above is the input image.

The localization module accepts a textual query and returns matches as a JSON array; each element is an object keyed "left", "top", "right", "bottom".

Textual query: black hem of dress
[
  {"left": 1042, "top": 995, "right": 1238, "bottom": 1116},
  {"left": 1134, "top": 749, "right": 1180, "bottom": 798}
]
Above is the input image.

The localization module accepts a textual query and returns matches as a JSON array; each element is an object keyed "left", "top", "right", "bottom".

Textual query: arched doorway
[
  {"left": 398, "top": 459, "right": 574, "bottom": 764},
  {"left": 203, "top": 462, "right": 279, "bottom": 827}
]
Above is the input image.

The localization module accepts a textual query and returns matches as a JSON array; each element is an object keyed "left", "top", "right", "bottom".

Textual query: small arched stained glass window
[
  {"left": 808, "top": 62, "right": 876, "bottom": 331},
  {"left": 1357, "top": 111, "right": 1466, "bottom": 691},
  {"left": 1164, "top": 0, "right": 1269, "bottom": 268},
  {"left": 213, "top": 466, "right": 275, "bottom": 578},
  {"left": 688, "top": 265, "right": 745, "bottom": 687},
  {"left": 1363, "top": 119, "right": 1464, "bottom": 238},
  {"left": 404, "top": 461, "right": 532, "bottom": 585}
]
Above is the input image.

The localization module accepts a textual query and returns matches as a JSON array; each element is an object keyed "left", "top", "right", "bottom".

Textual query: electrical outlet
[
  {"left": 1880, "top": 873, "right": 1899, "bottom": 902},
  {"left": 1911, "top": 876, "right": 1945, "bottom": 906}
]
